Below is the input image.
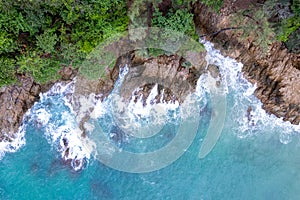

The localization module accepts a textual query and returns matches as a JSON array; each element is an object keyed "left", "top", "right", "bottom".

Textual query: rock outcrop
[
  {"left": 4, "top": 0, "right": 298, "bottom": 142},
  {"left": 0, "top": 75, "right": 40, "bottom": 141},
  {"left": 193, "top": 0, "right": 300, "bottom": 124},
  {"left": 0, "top": 67, "right": 78, "bottom": 141},
  {"left": 120, "top": 53, "right": 207, "bottom": 103},
  {"left": 70, "top": 51, "right": 207, "bottom": 137}
]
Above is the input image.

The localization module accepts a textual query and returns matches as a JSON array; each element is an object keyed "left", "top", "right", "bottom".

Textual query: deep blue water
[{"left": 1, "top": 41, "right": 300, "bottom": 199}]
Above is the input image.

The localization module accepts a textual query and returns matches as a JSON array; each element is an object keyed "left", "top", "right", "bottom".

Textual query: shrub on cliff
[
  {"left": 275, "top": 0, "right": 300, "bottom": 52},
  {"left": 230, "top": 0, "right": 300, "bottom": 53},
  {"left": 152, "top": 5, "right": 197, "bottom": 40},
  {"left": 200, "top": 0, "right": 223, "bottom": 12},
  {"left": 128, "top": 0, "right": 201, "bottom": 57},
  {"left": 231, "top": 7, "right": 276, "bottom": 54}
]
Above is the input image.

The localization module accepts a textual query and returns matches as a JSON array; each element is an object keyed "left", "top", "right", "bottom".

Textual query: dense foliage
[
  {"left": 270, "top": 0, "right": 300, "bottom": 52},
  {"left": 127, "top": 0, "right": 202, "bottom": 57},
  {"left": 152, "top": 1, "right": 198, "bottom": 40},
  {"left": 1, "top": 0, "right": 299, "bottom": 87},
  {"left": 230, "top": 0, "right": 300, "bottom": 53},
  {"left": 0, "top": 0, "right": 128, "bottom": 86},
  {"left": 231, "top": 7, "right": 276, "bottom": 54},
  {"left": 270, "top": 0, "right": 300, "bottom": 42},
  {"left": 200, "top": 0, "right": 223, "bottom": 12}
]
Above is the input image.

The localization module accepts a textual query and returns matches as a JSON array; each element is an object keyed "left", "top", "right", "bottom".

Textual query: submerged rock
[{"left": 207, "top": 64, "right": 220, "bottom": 79}]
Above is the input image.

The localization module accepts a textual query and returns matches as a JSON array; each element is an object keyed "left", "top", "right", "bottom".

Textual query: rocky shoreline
[
  {"left": 0, "top": 75, "right": 41, "bottom": 141},
  {"left": 1, "top": 0, "right": 300, "bottom": 143},
  {"left": 0, "top": 51, "right": 206, "bottom": 142},
  {"left": 0, "top": 66, "right": 79, "bottom": 142},
  {"left": 193, "top": 0, "right": 300, "bottom": 125}
]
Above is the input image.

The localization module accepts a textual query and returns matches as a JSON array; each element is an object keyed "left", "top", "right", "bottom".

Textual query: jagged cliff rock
[
  {"left": 0, "top": 75, "right": 40, "bottom": 141},
  {"left": 193, "top": 0, "right": 300, "bottom": 124},
  {"left": 0, "top": 68, "right": 78, "bottom": 141},
  {"left": 71, "top": 51, "right": 207, "bottom": 136},
  {"left": 120, "top": 53, "right": 207, "bottom": 103}
]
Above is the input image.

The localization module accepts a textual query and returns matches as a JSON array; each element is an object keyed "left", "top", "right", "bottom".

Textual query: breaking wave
[
  {"left": 28, "top": 81, "right": 95, "bottom": 171},
  {"left": 1, "top": 40, "right": 299, "bottom": 171},
  {"left": 0, "top": 125, "right": 26, "bottom": 160},
  {"left": 202, "top": 40, "right": 300, "bottom": 144}
]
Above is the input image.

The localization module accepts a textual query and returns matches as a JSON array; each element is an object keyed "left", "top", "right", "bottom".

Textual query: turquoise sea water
[{"left": 1, "top": 41, "right": 300, "bottom": 199}]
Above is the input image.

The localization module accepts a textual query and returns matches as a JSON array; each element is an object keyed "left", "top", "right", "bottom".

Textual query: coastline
[
  {"left": 193, "top": 1, "right": 300, "bottom": 125},
  {"left": 1, "top": 0, "right": 300, "bottom": 166}
]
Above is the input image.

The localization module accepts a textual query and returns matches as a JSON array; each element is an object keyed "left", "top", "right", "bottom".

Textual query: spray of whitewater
[
  {"left": 202, "top": 40, "right": 300, "bottom": 143},
  {"left": 1, "top": 40, "right": 299, "bottom": 170}
]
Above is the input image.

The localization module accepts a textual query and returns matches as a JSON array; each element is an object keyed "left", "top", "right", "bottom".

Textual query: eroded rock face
[
  {"left": 0, "top": 76, "right": 40, "bottom": 141},
  {"left": 193, "top": 1, "right": 300, "bottom": 124},
  {"left": 74, "top": 53, "right": 131, "bottom": 99},
  {"left": 0, "top": 67, "right": 78, "bottom": 141},
  {"left": 71, "top": 52, "right": 207, "bottom": 137},
  {"left": 120, "top": 53, "right": 207, "bottom": 103},
  {"left": 71, "top": 54, "right": 133, "bottom": 137}
]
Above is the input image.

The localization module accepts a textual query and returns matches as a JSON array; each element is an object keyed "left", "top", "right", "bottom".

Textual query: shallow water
[{"left": 1, "top": 41, "right": 300, "bottom": 199}]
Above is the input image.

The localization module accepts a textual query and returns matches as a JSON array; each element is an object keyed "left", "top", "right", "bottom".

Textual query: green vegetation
[
  {"left": 277, "top": 15, "right": 300, "bottom": 42},
  {"left": 149, "top": 3, "right": 199, "bottom": 55},
  {"left": 200, "top": 0, "right": 223, "bottom": 12},
  {"left": 0, "top": 0, "right": 128, "bottom": 86},
  {"left": 152, "top": 5, "right": 198, "bottom": 40},
  {"left": 3, "top": 0, "right": 298, "bottom": 87},
  {"left": 231, "top": 8, "right": 276, "bottom": 54},
  {"left": 230, "top": 0, "right": 300, "bottom": 53},
  {"left": 0, "top": 58, "right": 17, "bottom": 86},
  {"left": 128, "top": 0, "right": 198, "bottom": 39},
  {"left": 265, "top": 0, "right": 300, "bottom": 42},
  {"left": 271, "top": 0, "right": 300, "bottom": 52},
  {"left": 128, "top": 0, "right": 203, "bottom": 57}
]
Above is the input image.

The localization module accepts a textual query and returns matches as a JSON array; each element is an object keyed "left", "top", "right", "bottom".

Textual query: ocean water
[{"left": 1, "top": 41, "right": 300, "bottom": 199}]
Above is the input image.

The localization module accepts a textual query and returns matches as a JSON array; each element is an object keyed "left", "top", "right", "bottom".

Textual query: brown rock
[
  {"left": 0, "top": 75, "right": 41, "bottom": 140},
  {"left": 30, "top": 84, "right": 41, "bottom": 96},
  {"left": 120, "top": 54, "right": 207, "bottom": 104},
  {"left": 59, "top": 66, "right": 78, "bottom": 81},
  {"left": 193, "top": 1, "right": 300, "bottom": 125},
  {"left": 207, "top": 64, "right": 220, "bottom": 79}
]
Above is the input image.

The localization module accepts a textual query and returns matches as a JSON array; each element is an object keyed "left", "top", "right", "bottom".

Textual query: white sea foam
[
  {"left": 24, "top": 65, "right": 153, "bottom": 170},
  {"left": 92, "top": 65, "right": 181, "bottom": 139},
  {"left": 0, "top": 80, "right": 67, "bottom": 160},
  {"left": 3, "top": 39, "right": 298, "bottom": 169},
  {"left": 29, "top": 80, "right": 96, "bottom": 171},
  {"left": 110, "top": 83, "right": 180, "bottom": 138},
  {"left": 44, "top": 111, "right": 95, "bottom": 171},
  {"left": 34, "top": 108, "right": 51, "bottom": 128},
  {"left": 91, "top": 95, "right": 106, "bottom": 119},
  {"left": 202, "top": 40, "right": 300, "bottom": 144},
  {"left": 202, "top": 39, "right": 244, "bottom": 93},
  {"left": 125, "top": 83, "right": 179, "bottom": 118},
  {"left": 0, "top": 124, "right": 26, "bottom": 160}
]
